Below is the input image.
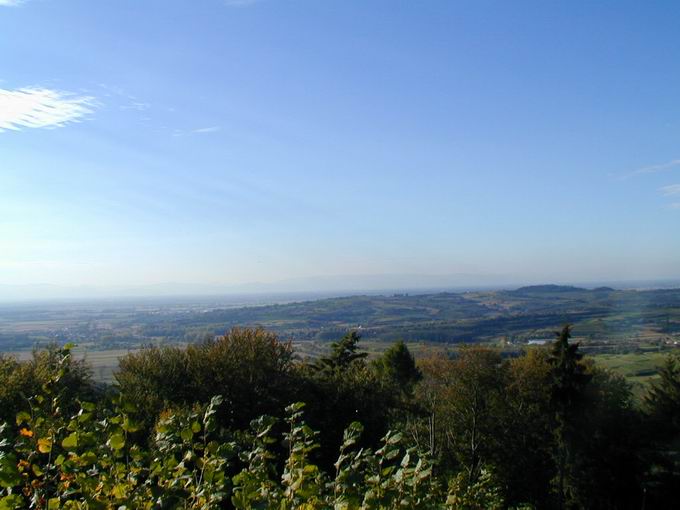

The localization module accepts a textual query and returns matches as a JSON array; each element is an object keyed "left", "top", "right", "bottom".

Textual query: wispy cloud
[
  {"left": 0, "top": 87, "right": 95, "bottom": 132},
  {"left": 120, "top": 101, "right": 151, "bottom": 112},
  {"left": 658, "top": 184, "right": 680, "bottom": 211},
  {"left": 625, "top": 159, "right": 680, "bottom": 178},
  {"left": 193, "top": 126, "right": 221, "bottom": 134},
  {"left": 660, "top": 184, "right": 680, "bottom": 197},
  {"left": 0, "top": 0, "right": 25, "bottom": 6},
  {"left": 171, "top": 126, "right": 221, "bottom": 137}
]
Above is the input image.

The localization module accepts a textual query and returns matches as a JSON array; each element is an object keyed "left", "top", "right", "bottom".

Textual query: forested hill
[
  {"left": 140, "top": 285, "right": 680, "bottom": 345},
  {"left": 2, "top": 286, "right": 679, "bottom": 350}
]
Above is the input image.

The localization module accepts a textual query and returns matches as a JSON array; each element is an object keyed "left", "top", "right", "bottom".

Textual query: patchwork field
[{"left": 2, "top": 284, "right": 679, "bottom": 391}]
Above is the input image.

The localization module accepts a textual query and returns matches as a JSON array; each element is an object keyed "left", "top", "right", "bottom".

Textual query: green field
[
  {"left": 3, "top": 285, "right": 680, "bottom": 352},
  {"left": 593, "top": 349, "right": 672, "bottom": 398},
  {"left": 3, "top": 284, "right": 680, "bottom": 390}
]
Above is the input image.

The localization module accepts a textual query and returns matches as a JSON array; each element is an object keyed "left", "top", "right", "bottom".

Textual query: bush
[
  {"left": 0, "top": 344, "right": 94, "bottom": 426},
  {"left": 116, "top": 328, "right": 296, "bottom": 430}
]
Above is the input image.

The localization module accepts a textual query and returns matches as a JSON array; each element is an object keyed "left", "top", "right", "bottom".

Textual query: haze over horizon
[
  {"left": 2, "top": 274, "right": 680, "bottom": 302},
  {"left": 2, "top": 1, "right": 680, "bottom": 291}
]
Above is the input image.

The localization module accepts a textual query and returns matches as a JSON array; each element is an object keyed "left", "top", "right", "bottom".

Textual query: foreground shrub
[
  {"left": 0, "top": 345, "right": 509, "bottom": 509},
  {"left": 117, "top": 329, "right": 400, "bottom": 469},
  {"left": 0, "top": 344, "right": 94, "bottom": 426}
]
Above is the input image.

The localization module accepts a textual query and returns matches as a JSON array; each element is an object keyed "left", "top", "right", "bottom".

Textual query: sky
[{"left": 1, "top": 0, "right": 680, "bottom": 295}]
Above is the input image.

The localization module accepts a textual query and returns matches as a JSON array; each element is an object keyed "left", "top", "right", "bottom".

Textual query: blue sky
[{"left": 1, "top": 0, "right": 680, "bottom": 292}]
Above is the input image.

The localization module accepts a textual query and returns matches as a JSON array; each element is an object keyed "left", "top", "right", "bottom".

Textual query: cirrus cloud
[
  {"left": 193, "top": 126, "right": 220, "bottom": 133},
  {"left": 626, "top": 159, "right": 680, "bottom": 178},
  {"left": 660, "top": 184, "right": 680, "bottom": 197},
  {"left": 0, "top": 87, "right": 95, "bottom": 132}
]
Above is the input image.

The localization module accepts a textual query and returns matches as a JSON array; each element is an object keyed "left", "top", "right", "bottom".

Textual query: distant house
[{"left": 527, "top": 339, "right": 549, "bottom": 345}]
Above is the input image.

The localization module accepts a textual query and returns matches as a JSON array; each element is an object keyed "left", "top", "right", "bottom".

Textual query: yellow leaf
[{"left": 37, "top": 437, "right": 53, "bottom": 454}]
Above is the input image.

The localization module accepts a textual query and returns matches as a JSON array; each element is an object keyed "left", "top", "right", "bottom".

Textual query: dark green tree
[
  {"left": 372, "top": 340, "right": 422, "bottom": 394},
  {"left": 548, "top": 325, "right": 591, "bottom": 509},
  {"left": 642, "top": 353, "right": 680, "bottom": 506},
  {"left": 302, "top": 331, "right": 397, "bottom": 467},
  {"left": 315, "top": 331, "right": 367, "bottom": 371},
  {"left": 576, "top": 363, "right": 643, "bottom": 510},
  {"left": 645, "top": 353, "right": 680, "bottom": 434}
]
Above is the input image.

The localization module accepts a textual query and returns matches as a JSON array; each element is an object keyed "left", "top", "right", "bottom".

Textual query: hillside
[
  {"left": 180, "top": 286, "right": 680, "bottom": 346},
  {"left": 2, "top": 286, "right": 679, "bottom": 353}
]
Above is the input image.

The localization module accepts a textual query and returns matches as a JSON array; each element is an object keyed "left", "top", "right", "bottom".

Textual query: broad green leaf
[
  {"left": 61, "top": 432, "right": 78, "bottom": 450},
  {"left": 108, "top": 433, "right": 125, "bottom": 450},
  {"left": 180, "top": 428, "right": 193, "bottom": 442},
  {"left": 0, "top": 456, "right": 20, "bottom": 488},
  {"left": 77, "top": 413, "right": 92, "bottom": 424},
  {"left": 79, "top": 451, "right": 98, "bottom": 465},
  {"left": 0, "top": 495, "right": 23, "bottom": 510},
  {"left": 81, "top": 402, "right": 96, "bottom": 412},
  {"left": 15, "top": 411, "right": 30, "bottom": 426},
  {"left": 122, "top": 417, "right": 140, "bottom": 433}
]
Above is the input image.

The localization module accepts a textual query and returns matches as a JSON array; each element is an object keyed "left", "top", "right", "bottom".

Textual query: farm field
[
  {"left": 593, "top": 350, "right": 671, "bottom": 398},
  {"left": 2, "top": 284, "right": 679, "bottom": 390},
  {"left": 2, "top": 285, "right": 680, "bottom": 351}
]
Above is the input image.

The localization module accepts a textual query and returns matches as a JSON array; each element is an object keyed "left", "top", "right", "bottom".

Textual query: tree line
[{"left": 0, "top": 326, "right": 679, "bottom": 508}]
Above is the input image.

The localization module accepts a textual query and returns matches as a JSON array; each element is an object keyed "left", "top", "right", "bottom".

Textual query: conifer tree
[
  {"left": 315, "top": 331, "right": 367, "bottom": 371},
  {"left": 373, "top": 340, "right": 422, "bottom": 393},
  {"left": 645, "top": 353, "right": 680, "bottom": 434},
  {"left": 643, "top": 353, "right": 680, "bottom": 504},
  {"left": 549, "top": 325, "right": 591, "bottom": 509}
]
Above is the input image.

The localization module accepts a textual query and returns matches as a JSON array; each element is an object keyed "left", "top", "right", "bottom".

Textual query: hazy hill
[
  {"left": 1, "top": 285, "right": 679, "bottom": 350},
  {"left": 134, "top": 286, "right": 680, "bottom": 345}
]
